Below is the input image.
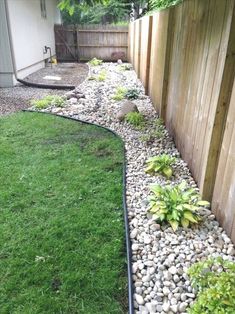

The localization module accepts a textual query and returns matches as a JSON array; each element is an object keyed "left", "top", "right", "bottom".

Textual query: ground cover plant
[
  {"left": 31, "top": 95, "right": 66, "bottom": 109},
  {"left": 88, "top": 57, "right": 103, "bottom": 66},
  {"left": 125, "top": 88, "right": 140, "bottom": 100},
  {"left": 148, "top": 181, "right": 210, "bottom": 231},
  {"left": 0, "top": 112, "right": 127, "bottom": 313},
  {"left": 97, "top": 69, "right": 107, "bottom": 81},
  {"left": 118, "top": 64, "right": 132, "bottom": 71},
  {"left": 112, "top": 86, "right": 128, "bottom": 101},
  {"left": 145, "top": 154, "right": 176, "bottom": 178},
  {"left": 188, "top": 257, "right": 235, "bottom": 314},
  {"left": 125, "top": 112, "right": 145, "bottom": 128}
]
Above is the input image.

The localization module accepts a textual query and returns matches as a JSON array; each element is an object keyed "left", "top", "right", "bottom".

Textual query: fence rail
[
  {"left": 128, "top": 0, "right": 235, "bottom": 242},
  {"left": 54, "top": 24, "right": 128, "bottom": 62}
]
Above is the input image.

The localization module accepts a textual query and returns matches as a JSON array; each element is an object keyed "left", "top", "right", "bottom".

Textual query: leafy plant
[
  {"left": 112, "top": 87, "right": 128, "bottom": 101},
  {"left": 88, "top": 57, "right": 103, "bottom": 66},
  {"left": 118, "top": 64, "right": 132, "bottom": 71},
  {"left": 125, "top": 88, "right": 140, "bottom": 100},
  {"left": 97, "top": 69, "right": 107, "bottom": 81},
  {"left": 145, "top": 154, "right": 176, "bottom": 178},
  {"left": 148, "top": 0, "right": 183, "bottom": 12},
  {"left": 31, "top": 95, "right": 66, "bottom": 109},
  {"left": 125, "top": 112, "right": 145, "bottom": 128},
  {"left": 88, "top": 75, "right": 96, "bottom": 81},
  {"left": 148, "top": 181, "right": 210, "bottom": 231},
  {"left": 188, "top": 257, "right": 235, "bottom": 314}
]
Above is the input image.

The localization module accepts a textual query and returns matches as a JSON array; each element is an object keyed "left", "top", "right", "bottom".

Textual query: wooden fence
[
  {"left": 128, "top": 0, "right": 235, "bottom": 242},
  {"left": 54, "top": 24, "right": 128, "bottom": 62}
]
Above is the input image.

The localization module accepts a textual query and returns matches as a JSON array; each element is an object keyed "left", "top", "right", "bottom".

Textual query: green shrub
[
  {"left": 97, "top": 69, "right": 107, "bottom": 81},
  {"left": 188, "top": 257, "right": 235, "bottom": 314},
  {"left": 31, "top": 95, "right": 66, "bottom": 109},
  {"left": 112, "top": 87, "right": 128, "bottom": 101},
  {"left": 125, "top": 88, "right": 140, "bottom": 100},
  {"left": 148, "top": 181, "right": 210, "bottom": 231},
  {"left": 125, "top": 112, "right": 145, "bottom": 128},
  {"left": 88, "top": 57, "right": 103, "bottom": 66},
  {"left": 145, "top": 154, "right": 176, "bottom": 178}
]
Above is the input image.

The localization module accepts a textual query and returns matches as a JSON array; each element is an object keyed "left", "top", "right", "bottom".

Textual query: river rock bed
[{"left": 32, "top": 63, "right": 235, "bottom": 314}]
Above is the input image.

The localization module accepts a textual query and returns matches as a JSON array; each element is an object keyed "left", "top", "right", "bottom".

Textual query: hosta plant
[
  {"left": 145, "top": 154, "right": 176, "bottom": 178},
  {"left": 88, "top": 57, "right": 103, "bottom": 66},
  {"left": 31, "top": 95, "right": 66, "bottom": 109},
  {"left": 148, "top": 181, "right": 210, "bottom": 231},
  {"left": 125, "top": 112, "right": 145, "bottom": 128},
  {"left": 125, "top": 88, "right": 140, "bottom": 100},
  {"left": 188, "top": 257, "right": 235, "bottom": 314},
  {"left": 112, "top": 86, "right": 128, "bottom": 101}
]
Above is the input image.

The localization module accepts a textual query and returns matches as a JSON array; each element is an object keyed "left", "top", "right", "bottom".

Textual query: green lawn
[{"left": 0, "top": 112, "right": 127, "bottom": 314}]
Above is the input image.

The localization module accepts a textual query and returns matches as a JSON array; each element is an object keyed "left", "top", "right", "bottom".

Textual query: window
[{"left": 40, "top": 0, "right": 47, "bottom": 19}]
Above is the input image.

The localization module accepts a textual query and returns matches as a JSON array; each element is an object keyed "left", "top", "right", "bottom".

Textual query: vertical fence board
[
  {"left": 201, "top": 3, "right": 235, "bottom": 199},
  {"left": 148, "top": 11, "right": 170, "bottom": 114},
  {"left": 139, "top": 16, "right": 152, "bottom": 92},
  {"left": 212, "top": 78, "right": 235, "bottom": 241}
]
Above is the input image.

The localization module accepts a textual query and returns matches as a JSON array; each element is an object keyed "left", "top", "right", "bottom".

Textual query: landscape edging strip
[
  {"left": 17, "top": 78, "right": 75, "bottom": 90},
  {"left": 22, "top": 109, "right": 135, "bottom": 314}
]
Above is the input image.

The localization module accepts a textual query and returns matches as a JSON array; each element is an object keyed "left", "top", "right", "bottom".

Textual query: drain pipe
[
  {"left": 4, "top": 0, "right": 74, "bottom": 90},
  {"left": 44, "top": 46, "right": 52, "bottom": 68}
]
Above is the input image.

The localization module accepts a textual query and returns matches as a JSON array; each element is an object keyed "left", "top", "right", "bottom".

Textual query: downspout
[
  {"left": 4, "top": 0, "right": 74, "bottom": 90},
  {"left": 4, "top": 0, "right": 18, "bottom": 83}
]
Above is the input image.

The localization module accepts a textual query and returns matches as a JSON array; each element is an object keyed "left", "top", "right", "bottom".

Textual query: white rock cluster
[{"left": 37, "top": 62, "right": 235, "bottom": 313}]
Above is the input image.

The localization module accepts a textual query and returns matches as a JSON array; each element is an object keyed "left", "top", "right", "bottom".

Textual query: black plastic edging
[
  {"left": 17, "top": 78, "right": 75, "bottom": 90},
  {"left": 22, "top": 109, "right": 135, "bottom": 314}
]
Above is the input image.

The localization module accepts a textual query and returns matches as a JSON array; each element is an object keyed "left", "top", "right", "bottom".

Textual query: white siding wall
[
  {"left": 7, "top": 0, "right": 61, "bottom": 78},
  {"left": 0, "top": 0, "right": 14, "bottom": 86}
]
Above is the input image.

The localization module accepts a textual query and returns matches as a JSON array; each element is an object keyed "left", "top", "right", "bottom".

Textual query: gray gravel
[
  {"left": 0, "top": 84, "right": 64, "bottom": 116},
  {"left": 30, "top": 62, "right": 235, "bottom": 313}
]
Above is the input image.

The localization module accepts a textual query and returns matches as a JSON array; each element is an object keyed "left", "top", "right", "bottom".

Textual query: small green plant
[
  {"left": 148, "top": 181, "right": 210, "bottom": 231},
  {"left": 112, "top": 87, "right": 128, "bottom": 101},
  {"left": 118, "top": 64, "right": 132, "bottom": 71},
  {"left": 155, "top": 118, "right": 165, "bottom": 135},
  {"left": 188, "top": 257, "right": 235, "bottom": 314},
  {"left": 88, "top": 57, "right": 103, "bottom": 66},
  {"left": 31, "top": 95, "right": 66, "bottom": 109},
  {"left": 125, "top": 88, "right": 140, "bottom": 100},
  {"left": 145, "top": 154, "right": 176, "bottom": 178},
  {"left": 88, "top": 75, "right": 96, "bottom": 81},
  {"left": 125, "top": 112, "right": 145, "bottom": 128},
  {"left": 140, "top": 134, "right": 153, "bottom": 143},
  {"left": 97, "top": 69, "right": 107, "bottom": 81}
]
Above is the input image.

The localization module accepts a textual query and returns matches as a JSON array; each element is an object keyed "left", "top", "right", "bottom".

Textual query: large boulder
[{"left": 116, "top": 101, "right": 139, "bottom": 121}]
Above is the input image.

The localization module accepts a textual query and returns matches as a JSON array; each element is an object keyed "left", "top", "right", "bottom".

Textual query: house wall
[
  {"left": 0, "top": 0, "right": 14, "bottom": 87},
  {"left": 7, "top": 0, "right": 61, "bottom": 79}
]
